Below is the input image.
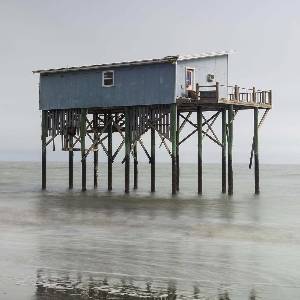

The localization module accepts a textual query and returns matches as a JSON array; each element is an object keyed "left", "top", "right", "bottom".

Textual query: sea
[{"left": 0, "top": 161, "right": 300, "bottom": 299}]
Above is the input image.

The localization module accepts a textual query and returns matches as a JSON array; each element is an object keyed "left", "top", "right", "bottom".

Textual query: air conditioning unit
[{"left": 207, "top": 74, "right": 215, "bottom": 82}]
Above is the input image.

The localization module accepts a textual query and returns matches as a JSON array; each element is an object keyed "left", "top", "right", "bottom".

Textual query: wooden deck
[{"left": 177, "top": 82, "right": 272, "bottom": 111}]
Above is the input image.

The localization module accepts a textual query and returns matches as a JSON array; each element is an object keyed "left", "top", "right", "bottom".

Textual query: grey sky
[{"left": 0, "top": 0, "right": 299, "bottom": 163}]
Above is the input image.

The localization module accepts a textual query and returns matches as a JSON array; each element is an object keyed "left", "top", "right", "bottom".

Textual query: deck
[{"left": 177, "top": 82, "right": 272, "bottom": 111}]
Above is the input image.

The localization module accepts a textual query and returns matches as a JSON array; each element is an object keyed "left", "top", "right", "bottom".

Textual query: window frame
[{"left": 102, "top": 70, "right": 114, "bottom": 87}]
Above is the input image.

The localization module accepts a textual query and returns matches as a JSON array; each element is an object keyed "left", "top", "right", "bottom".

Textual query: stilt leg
[
  {"left": 170, "top": 103, "right": 177, "bottom": 195},
  {"left": 93, "top": 113, "right": 98, "bottom": 189},
  {"left": 176, "top": 112, "right": 180, "bottom": 191},
  {"left": 150, "top": 124, "right": 155, "bottom": 193},
  {"left": 222, "top": 108, "right": 227, "bottom": 193},
  {"left": 254, "top": 107, "right": 260, "bottom": 194},
  {"left": 107, "top": 113, "right": 112, "bottom": 191},
  {"left": 197, "top": 106, "right": 203, "bottom": 195},
  {"left": 81, "top": 108, "right": 87, "bottom": 192},
  {"left": 69, "top": 136, "right": 73, "bottom": 189},
  {"left": 125, "top": 108, "right": 130, "bottom": 194},
  {"left": 228, "top": 105, "right": 233, "bottom": 195},
  {"left": 133, "top": 143, "right": 138, "bottom": 190},
  {"left": 41, "top": 110, "right": 47, "bottom": 190}
]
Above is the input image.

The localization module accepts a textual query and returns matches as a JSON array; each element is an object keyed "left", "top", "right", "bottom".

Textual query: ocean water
[{"left": 0, "top": 161, "right": 300, "bottom": 299}]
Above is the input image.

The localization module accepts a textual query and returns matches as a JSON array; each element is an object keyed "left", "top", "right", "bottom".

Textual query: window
[
  {"left": 186, "top": 68, "right": 195, "bottom": 91},
  {"left": 102, "top": 70, "right": 114, "bottom": 87}
]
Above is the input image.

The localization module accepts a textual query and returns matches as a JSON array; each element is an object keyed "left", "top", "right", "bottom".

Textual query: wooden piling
[
  {"left": 107, "top": 113, "right": 113, "bottom": 191},
  {"left": 176, "top": 112, "right": 180, "bottom": 191},
  {"left": 69, "top": 136, "right": 73, "bottom": 189},
  {"left": 228, "top": 105, "right": 233, "bottom": 195},
  {"left": 197, "top": 106, "right": 203, "bottom": 194},
  {"left": 80, "top": 108, "right": 87, "bottom": 192},
  {"left": 170, "top": 104, "right": 177, "bottom": 195},
  {"left": 254, "top": 107, "right": 260, "bottom": 194},
  {"left": 222, "top": 108, "right": 226, "bottom": 193},
  {"left": 150, "top": 124, "right": 155, "bottom": 193},
  {"left": 41, "top": 110, "right": 47, "bottom": 190},
  {"left": 93, "top": 113, "right": 98, "bottom": 189},
  {"left": 133, "top": 143, "right": 138, "bottom": 189},
  {"left": 125, "top": 108, "right": 130, "bottom": 194}
]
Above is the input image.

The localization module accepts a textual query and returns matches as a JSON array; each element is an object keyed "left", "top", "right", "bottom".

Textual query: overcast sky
[{"left": 0, "top": 0, "right": 299, "bottom": 164}]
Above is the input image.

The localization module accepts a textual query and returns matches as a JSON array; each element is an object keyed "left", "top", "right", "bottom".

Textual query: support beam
[
  {"left": 176, "top": 112, "right": 180, "bottom": 191},
  {"left": 170, "top": 104, "right": 177, "bottom": 195},
  {"left": 125, "top": 108, "right": 130, "bottom": 194},
  {"left": 80, "top": 108, "right": 87, "bottom": 192},
  {"left": 150, "top": 123, "right": 155, "bottom": 193},
  {"left": 228, "top": 105, "right": 234, "bottom": 195},
  {"left": 41, "top": 110, "right": 47, "bottom": 190},
  {"left": 69, "top": 136, "right": 73, "bottom": 189},
  {"left": 93, "top": 114, "right": 98, "bottom": 189},
  {"left": 133, "top": 143, "right": 138, "bottom": 190},
  {"left": 254, "top": 107, "right": 260, "bottom": 194},
  {"left": 197, "top": 106, "right": 203, "bottom": 195},
  {"left": 107, "top": 113, "right": 113, "bottom": 191},
  {"left": 222, "top": 108, "right": 226, "bottom": 193}
]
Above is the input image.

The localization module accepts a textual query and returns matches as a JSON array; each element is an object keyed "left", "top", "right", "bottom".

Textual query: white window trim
[
  {"left": 102, "top": 70, "right": 114, "bottom": 87},
  {"left": 185, "top": 67, "right": 195, "bottom": 92}
]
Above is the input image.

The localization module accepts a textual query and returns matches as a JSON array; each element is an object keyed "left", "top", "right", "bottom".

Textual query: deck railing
[{"left": 194, "top": 83, "right": 272, "bottom": 106}]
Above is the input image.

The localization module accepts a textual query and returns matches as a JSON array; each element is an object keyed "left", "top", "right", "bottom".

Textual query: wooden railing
[{"left": 193, "top": 83, "right": 272, "bottom": 106}]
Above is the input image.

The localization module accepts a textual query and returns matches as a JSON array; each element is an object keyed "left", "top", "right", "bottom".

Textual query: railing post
[
  {"left": 216, "top": 81, "right": 219, "bottom": 101},
  {"left": 234, "top": 85, "right": 239, "bottom": 101},
  {"left": 252, "top": 87, "right": 256, "bottom": 104},
  {"left": 196, "top": 83, "right": 199, "bottom": 101},
  {"left": 269, "top": 90, "right": 272, "bottom": 106}
]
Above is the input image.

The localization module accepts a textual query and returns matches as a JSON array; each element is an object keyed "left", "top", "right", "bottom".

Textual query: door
[{"left": 186, "top": 68, "right": 195, "bottom": 91}]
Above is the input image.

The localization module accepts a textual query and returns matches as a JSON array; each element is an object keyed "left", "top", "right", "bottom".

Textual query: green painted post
[
  {"left": 197, "top": 106, "right": 203, "bottom": 194},
  {"left": 176, "top": 112, "right": 180, "bottom": 191},
  {"left": 228, "top": 105, "right": 233, "bottom": 195},
  {"left": 222, "top": 108, "right": 227, "bottom": 193},
  {"left": 69, "top": 136, "right": 73, "bottom": 189},
  {"left": 107, "top": 113, "right": 112, "bottom": 191},
  {"left": 133, "top": 143, "right": 138, "bottom": 190},
  {"left": 80, "top": 108, "right": 87, "bottom": 192},
  {"left": 93, "top": 113, "right": 98, "bottom": 189},
  {"left": 125, "top": 108, "right": 130, "bottom": 194},
  {"left": 41, "top": 110, "right": 47, "bottom": 190},
  {"left": 254, "top": 107, "right": 260, "bottom": 194},
  {"left": 170, "top": 104, "right": 177, "bottom": 195},
  {"left": 150, "top": 122, "right": 155, "bottom": 193}
]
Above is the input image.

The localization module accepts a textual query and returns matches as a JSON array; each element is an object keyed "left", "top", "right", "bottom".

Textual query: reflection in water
[{"left": 35, "top": 269, "right": 258, "bottom": 299}]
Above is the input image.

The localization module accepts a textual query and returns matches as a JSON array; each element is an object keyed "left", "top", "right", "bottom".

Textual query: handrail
[{"left": 194, "top": 82, "right": 272, "bottom": 106}]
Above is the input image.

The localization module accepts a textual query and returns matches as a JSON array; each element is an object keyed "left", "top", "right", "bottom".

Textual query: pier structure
[{"left": 35, "top": 52, "right": 272, "bottom": 195}]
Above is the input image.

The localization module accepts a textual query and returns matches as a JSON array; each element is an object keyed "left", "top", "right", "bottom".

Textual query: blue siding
[
  {"left": 39, "top": 63, "right": 176, "bottom": 110},
  {"left": 176, "top": 55, "right": 228, "bottom": 99}
]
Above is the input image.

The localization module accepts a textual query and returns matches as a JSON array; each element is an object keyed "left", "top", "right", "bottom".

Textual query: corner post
[
  {"left": 133, "top": 143, "right": 138, "bottom": 190},
  {"left": 176, "top": 111, "right": 180, "bottom": 191},
  {"left": 69, "top": 135, "right": 73, "bottom": 189},
  {"left": 170, "top": 103, "right": 177, "bottom": 195},
  {"left": 222, "top": 108, "right": 227, "bottom": 193},
  {"left": 80, "top": 108, "right": 87, "bottom": 192},
  {"left": 107, "top": 113, "right": 113, "bottom": 191},
  {"left": 41, "top": 110, "right": 47, "bottom": 190},
  {"left": 254, "top": 107, "right": 260, "bottom": 194},
  {"left": 197, "top": 106, "right": 203, "bottom": 194},
  {"left": 93, "top": 113, "right": 98, "bottom": 189},
  {"left": 150, "top": 112, "right": 155, "bottom": 192},
  {"left": 228, "top": 105, "right": 234, "bottom": 195},
  {"left": 125, "top": 108, "right": 131, "bottom": 194}
]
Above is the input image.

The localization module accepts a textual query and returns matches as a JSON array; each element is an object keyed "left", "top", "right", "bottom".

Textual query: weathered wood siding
[{"left": 39, "top": 63, "right": 176, "bottom": 110}]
